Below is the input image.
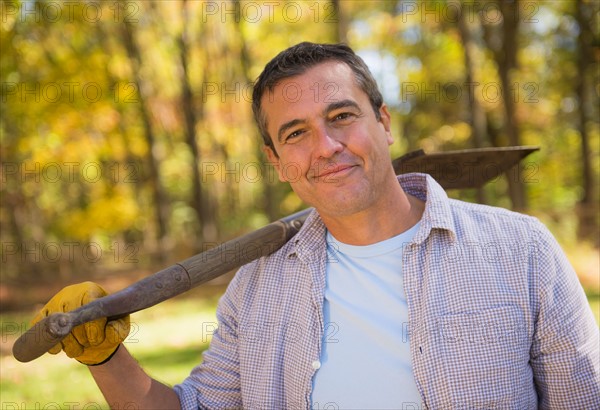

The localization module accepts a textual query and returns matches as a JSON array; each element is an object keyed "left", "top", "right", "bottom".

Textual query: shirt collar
[
  {"left": 397, "top": 173, "right": 456, "bottom": 244},
  {"left": 286, "top": 208, "right": 326, "bottom": 262},
  {"left": 287, "top": 172, "right": 457, "bottom": 259}
]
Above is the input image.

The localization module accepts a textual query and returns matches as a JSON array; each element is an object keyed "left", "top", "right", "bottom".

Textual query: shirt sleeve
[
  {"left": 174, "top": 267, "right": 246, "bottom": 410},
  {"left": 529, "top": 218, "right": 600, "bottom": 407}
]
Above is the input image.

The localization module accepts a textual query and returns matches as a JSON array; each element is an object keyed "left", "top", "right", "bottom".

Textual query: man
[{"left": 34, "top": 42, "right": 598, "bottom": 409}]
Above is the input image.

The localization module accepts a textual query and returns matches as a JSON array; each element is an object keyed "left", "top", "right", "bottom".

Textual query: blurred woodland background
[{"left": 1, "top": 0, "right": 599, "bottom": 307}]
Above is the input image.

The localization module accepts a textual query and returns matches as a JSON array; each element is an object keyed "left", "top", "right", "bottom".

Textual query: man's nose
[{"left": 314, "top": 126, "right": 343, "bottom": 158}]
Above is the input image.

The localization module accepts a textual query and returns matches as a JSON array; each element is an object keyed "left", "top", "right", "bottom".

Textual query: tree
[
  {"left": 178, "top": 0, "right": 210, "bottom": 245},
  {"left": 482, "top": 0, "right": 527, "bottom": 210},
  {"left": 575, "top": 0, "right": 599, "bottom": 246},
  {"left": 453, "top": 0, "right": 490, "bottom": 203},
  {"left": 120, "top": 16, "right": 169, "bottom": 255}
]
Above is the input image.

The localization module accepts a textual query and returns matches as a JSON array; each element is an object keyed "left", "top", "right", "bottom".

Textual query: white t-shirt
[{"left": 311, "top": 222, "right": 422, "bottom": 410}]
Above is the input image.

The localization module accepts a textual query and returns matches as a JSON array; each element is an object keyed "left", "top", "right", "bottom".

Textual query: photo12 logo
[
  {"left": 400, "top": 82, "right": 539, "bottom": 104},
  {"left": 1, "top": 161, "right": 140, "bottom": 184},
  {"left": 398, "top": 1, "right": 539, "bottom": 24},
  {"left": 1, "top": 82, "right": 139, "bottom": 104},
  {"left": 1, "top": 1, "right": 140, "bottom": 24},
  {"left": 199, "top": 1, "right": 338, "bottom": 24},
  {"left": 1, "top": 241, "right": 139, "bottom": 264}
]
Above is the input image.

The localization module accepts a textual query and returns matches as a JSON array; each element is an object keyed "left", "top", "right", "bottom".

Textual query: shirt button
[{"left": 311, "top": 360, "right": 321, "bottom": 370}]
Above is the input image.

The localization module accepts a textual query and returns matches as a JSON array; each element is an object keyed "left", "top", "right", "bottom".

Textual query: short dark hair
[{"left": 252, "top": 42, "right": 384, "bottom": 152}]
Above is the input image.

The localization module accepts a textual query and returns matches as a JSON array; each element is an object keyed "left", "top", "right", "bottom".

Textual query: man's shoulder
[
  {"left": 447, "top": 198, "right": 543, "bottom": 240},
  {"left": 232, "top": 209, "right": 325, "bottom": 283},
  {"left": 400, "top": 173, "right": 541, "bottom": 238},
  {"left": 449, "top": 197, "right": 535, "bottom": 221},
  {"left": 219, "top": 217, "right": 323, "bottom": 316}
]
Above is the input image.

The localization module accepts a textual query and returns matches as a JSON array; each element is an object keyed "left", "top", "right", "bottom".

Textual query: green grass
[{"left": 0, "top": 294, "right": 219, "bottom": 409}]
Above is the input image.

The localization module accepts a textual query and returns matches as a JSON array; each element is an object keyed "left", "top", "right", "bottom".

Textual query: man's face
[{"left": 262, "top": 61, "right": 395, "bottom": 218}]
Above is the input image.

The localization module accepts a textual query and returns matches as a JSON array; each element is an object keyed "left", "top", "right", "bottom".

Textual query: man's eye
[
  {"left": 285, "top": 130, "right": 303, "bottom": 141},
  {"left": 333, "top": 112, "right": 354, "bottom": 121}
]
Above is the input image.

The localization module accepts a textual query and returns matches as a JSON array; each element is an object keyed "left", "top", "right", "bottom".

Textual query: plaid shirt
[{"left": 175, "top": 173, "right": 599, "bottom": 409}]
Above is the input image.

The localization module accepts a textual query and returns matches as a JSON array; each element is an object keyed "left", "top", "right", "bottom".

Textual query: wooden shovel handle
[{"left": 12, "top": 208, "right": 312, "bottom": 363}]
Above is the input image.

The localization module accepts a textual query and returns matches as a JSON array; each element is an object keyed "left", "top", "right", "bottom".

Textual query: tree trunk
[
  {"left": 120, "top": 18, "right": 169, "bottom": 255},
  {"left": 483, "top": 0, "right": 526, "bottom": 210},
  {"left": 499, "top": 0, "right": 526, "bottom": 210},
  {"left": 178, "top": 0, "right": 207, "bottom": 245},
  {"left": 454, "top": 0, "right": 489, "bottom": 203},
  {"left": 575, "top": 0, "right": 598, "bottom": 246},
  {"left": 231, "top": 0, "right": 279, "bottom": 220},
  {"left": 0, "top": 181, "right": 39, "bottom": 281},
  {"left": 332, "top": 0, "right": 348, "bottom": 44}
]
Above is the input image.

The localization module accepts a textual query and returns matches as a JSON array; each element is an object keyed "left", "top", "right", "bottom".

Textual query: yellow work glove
[{"left": 31, "top": 281, "right": 130, "bottom": 365}]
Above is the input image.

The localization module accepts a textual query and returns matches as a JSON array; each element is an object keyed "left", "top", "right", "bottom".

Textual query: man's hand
[{"left": 31, "top": 281, "right": 130, "bottom": 365}]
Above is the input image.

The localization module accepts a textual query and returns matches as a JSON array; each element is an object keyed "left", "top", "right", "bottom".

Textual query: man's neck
[{"left": 320, "top": 183, "right": 425, "bottom": 246}]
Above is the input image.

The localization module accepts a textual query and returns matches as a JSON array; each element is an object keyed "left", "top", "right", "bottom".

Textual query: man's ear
[
  {"left": 379, "top": 104, "right": 393, "bottom": 146},
  {"left": 262, "top": 145, "right": 286, "bottom": 182}
]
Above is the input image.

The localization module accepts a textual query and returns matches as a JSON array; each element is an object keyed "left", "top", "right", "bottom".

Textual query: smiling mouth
[{"left": 312, "top": 164, "right": 357, "bottom": 182}]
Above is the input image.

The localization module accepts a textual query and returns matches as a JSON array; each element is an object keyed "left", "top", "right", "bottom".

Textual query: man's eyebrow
[
  {"left": 277, "top": 118, "right": 305, "bottom": 143},
  {"left": 324, "top": 99, "right": 361, "bottom": 115}
]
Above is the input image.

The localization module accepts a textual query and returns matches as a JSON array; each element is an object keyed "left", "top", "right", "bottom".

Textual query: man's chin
[{"left": 314, "top": 193, "right": 373, "bottom": 218}]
